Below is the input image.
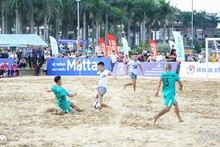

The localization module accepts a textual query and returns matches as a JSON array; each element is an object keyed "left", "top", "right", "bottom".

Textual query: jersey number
[{"left": 165, "top": 78, "right": 169, "bottom": 87}]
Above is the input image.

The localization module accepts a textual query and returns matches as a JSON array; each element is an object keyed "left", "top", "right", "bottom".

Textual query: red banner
[
  {"left": 98, "top": 38, "right": 108, "bottom": 56},
  {"left": 106, "top": 34, "right": 119, "bottom": 55},
  {"left": 149, "top": 39, "right": 158, "bottom": 56}
]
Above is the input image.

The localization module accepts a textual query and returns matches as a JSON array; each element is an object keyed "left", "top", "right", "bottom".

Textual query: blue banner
[
  {"left": 0, "top": 58, "right": 14, "bottom": 70},
  {"left": 113, "top": 62, "right": 179, "bottom": 77},
  {"left": 47, "top": 58, "right": 111, "bottom": 76},
  {"left": 57, "top": 39, "right": 87, "bottom": 45}
]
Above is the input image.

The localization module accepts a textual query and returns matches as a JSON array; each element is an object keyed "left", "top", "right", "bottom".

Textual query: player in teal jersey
[
  {"left": 45, "top": 75, "right": 85, "bottom": 115},
  {"left": 154, "top": 63, "right": 183, "bottom": 125}
]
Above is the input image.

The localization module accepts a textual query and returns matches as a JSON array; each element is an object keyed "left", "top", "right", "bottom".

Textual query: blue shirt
[{"left": 160, "top": 72, "right": 180, "bottom": 97}]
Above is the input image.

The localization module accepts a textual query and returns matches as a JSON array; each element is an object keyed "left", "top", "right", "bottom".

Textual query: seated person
[
  {"left": 11, "top": 61, "right": 19, "bottom": 76},
  {"left": 169, "top": 50, "right": 177, "bottom": 62},
  {"left": 187, "top": 53, "right": 196, "bottom": 62},
  {"left": 2, "top": 61, "right": 9, "bottom": 76},
  {"left": 19, "top": 57, "right": 27, "bottom": 69},
  {"left": 210, "top": 52, "right": 219, "bottom": 63},
  {"left": 0, "top": 66, "right": 4, "bottom": 78}
]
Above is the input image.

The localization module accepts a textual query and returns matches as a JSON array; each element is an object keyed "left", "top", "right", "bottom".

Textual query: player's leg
[
  {"left": 153, "top": 106, "right": 171, "bottom": 125},
  {"left": 173, "top": 101, "right": 183, "bottom": 122},
  {"left": 124, "top": 73, "right": 135, "bottom": 90},
  {"left": 97, "top": 87, "right": 108, "bottom": 110},
  {"left": 70, "top": 101, "right": 85, "bottom": 112}
]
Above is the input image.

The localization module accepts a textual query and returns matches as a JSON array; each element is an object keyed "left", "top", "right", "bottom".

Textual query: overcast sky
[{"left": 168, "top": 0, "right": 220, "bottom": 13}]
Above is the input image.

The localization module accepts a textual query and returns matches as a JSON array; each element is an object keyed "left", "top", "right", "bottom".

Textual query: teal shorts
[
  {"left": 58, "top": 99, "right": 72, "bottom": 113},
  {"left": 164, "top": 93, "right": 176, "bottom": 107}
]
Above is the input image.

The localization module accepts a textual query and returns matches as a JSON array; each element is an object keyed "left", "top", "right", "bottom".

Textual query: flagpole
[{"left": 191, "top": 0, "right": 194, "bottom": 47}]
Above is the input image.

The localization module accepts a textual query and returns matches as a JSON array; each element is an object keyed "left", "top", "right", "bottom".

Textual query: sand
[{"left": 0, "top": 76, "right": 220, "bottom": 147}]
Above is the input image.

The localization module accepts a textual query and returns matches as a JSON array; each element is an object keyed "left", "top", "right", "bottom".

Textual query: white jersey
[
  {"left": 128, "top": 60, "right": 141, "bottom": 75},
  {"left": 110, "top": 54, "right": 119, "bottom": 63},
  {"left": 98, "top": 70, "right": 111, "bottom": 88}
]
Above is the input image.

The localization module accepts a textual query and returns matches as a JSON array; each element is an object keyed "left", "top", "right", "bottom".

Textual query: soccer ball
[{"left": 93, "top": 101, "right": 101, "bottom": 109}]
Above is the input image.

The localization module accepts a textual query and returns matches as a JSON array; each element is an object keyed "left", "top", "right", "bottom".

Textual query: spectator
[
  {"left": 69, "top": 51, "right": 76, "bottom": 58},
  {"left": 11, "top": 61, "right": 19, "bottom": 76},
  {"left": 39, "top": 46, "right": 45, "bottom": 65},
  {"left": 33, "top": 46, "right": 39, "bottom": 64},
  {"left": 19, "top": 57, "right": 27, "bottom": 69},
  {"left": 210, "top": 52, "right": 219, "bottom": 63},
  {"left": 124, "top": 55, "right": 130, "bottom": 64},
  {"left": 170, "top": 45, "right": 176, "bottom": 54},
  {"left": 27, "top": 45, "right": 33, "bottom": 69},
  {"left": 118, "top": 52, "right": 124, "bottom": 62},
  {"left": 100, "top": 52, "right": 105, "bottom": 57},
  {"left": 0, "top": 65, "right": 3, "bottom": 78},
  {"left": 34, "top": 55, "right": 41, "bottom": 76},
  {"left": 0, "top": 50, "right": 2, "bottom": 58},
  {"left": 44, "top": 47, "right": 51, "bottom": 56},
  {"left": 2, "top": 60, "right": 9, "bottom": 76},
  {"left": 138, "top": 53, "right": 144, "bottom": 62},
  {"left": 17, "top": 48, "right": 23, "bottom": 64},
  {"left": 85, "top": 47, "right": 93, "bottom": 57},
  {"left": 187, "top": 53, "right": 196, "bottom": 62},
  {"left": 109, "top": 50, "right": 119, "bottom": 72},
  {"left": 147, "top": 52, "right": 156, "bottom": 62},
  {"left": 169, "top": 50, "right": 177, "bottom": 62},
  {"left": 198, "top": 51, "right": 203, "bottom": 62},
  {"left": 198, "top": 53, "right": 206, "bottom": 63},
  {"left": 156, "top": 51, "right": 165, "bottom": 62},
  {"left": 94, "top": 52, "right": 99, "bottom": 58},
  {"left": 2, "top": 49, "right": 9, "bottom": 58},
  {"left": 80, "top": 52, "right": 87, "bottom": 58},
  {"left": 45, "top": 52, "right": 52, "bottom": 61},
  {"left": 9, "top": 51, "right": 18, "bottom": 62},
  {"left": 142, "top": 48, "right": 148, "bottom": 61},
  {"left": 42, "top": 61, "right": 47, "bottom": 75}
]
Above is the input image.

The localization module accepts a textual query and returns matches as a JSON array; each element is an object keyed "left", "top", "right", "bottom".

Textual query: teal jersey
[
  {"left": 160, "top": 72, "right": 180, "bottom": 97},
  {"left": 51, "top": 85, "right": 69, "bottom": 106}
]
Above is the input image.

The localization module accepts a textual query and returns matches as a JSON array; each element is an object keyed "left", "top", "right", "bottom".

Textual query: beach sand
[{"left": 0, "top": 76, "right": 219, "bottom": 147}]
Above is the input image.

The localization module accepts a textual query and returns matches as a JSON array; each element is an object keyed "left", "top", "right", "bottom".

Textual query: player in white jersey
[
  {"left": 96, "top": 61, "right": 116, "bottom": 110},
  {"left": 124, "top": 53, "right": 144, "bottom": 91}
]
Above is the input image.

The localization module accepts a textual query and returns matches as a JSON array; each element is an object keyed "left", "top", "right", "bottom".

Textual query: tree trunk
[
  {"left": 54, "top": 18, "right": 58, "bottom": 39},
  {"left": 1, "top": 6, "right": 5, "bottom": 34},
  {"left": 142, "top": 21, "right": 146, "bottom": 41},
  {"left": 30, "top": 9, "right": 34, "bottom": 34},
  {"left": 105, "top": 13, "right": 109, "bottom": 45},
  {"left": 43, "top": 16, "right": 47, "bottom": 41},
  {"left": 162, "top": 23, "right": 166, "bottom": 43},
  {"left": 127, "top": 18, "right": 131, "bottom": 46},
  {"left": 15, "top": 9, "right": 19, "bottom": 34},
  {"left": 91, "top": 19, "right": 95, "bottom": 50},
  {"left": 113, "top": 22, "right": 117, "bottom": 39},
  {"left": 147, "top": 25, "right": 151, "bottom": 40},
  {"left": 139, "top": 22, "right": 142, "bottom": 44},
  {"left": 37, "top": 26, "right": 40, "bottom": 35},
  {"left": 83, "top": 8, "right": 86, "bottom": 50},
  {"left": 95, "top": 21, "right": 99, "bottom": 46}
]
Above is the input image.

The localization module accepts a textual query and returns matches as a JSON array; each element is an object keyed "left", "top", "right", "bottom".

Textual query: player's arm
[
  {"left": 138, "top": 63, "right": 144, "bottom": 75},
  {"left": 109, "top": 72, "right": 116, "bottom": 79},
  {"left": 177, "top": 80, "right": 183, "bottom": 91},
  {"left": 125, "top": 64, "right": 129, "bottom": 75},
  {"left": 155, "top": 78, "right": 162, "bottom": 96},
  {"left": 67, "top": 92, "right": 77, "bottom": 97},
  {"left": 45, "top": 87, "right": 52, "bottom": 93}
]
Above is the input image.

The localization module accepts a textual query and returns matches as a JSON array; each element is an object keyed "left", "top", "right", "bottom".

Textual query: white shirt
[
  {"left": 156, "top": 55, "right": 165, "bottom": 62},
  {"left": 110, "top": 54, "right": 119, "bottom": 63},
  {"left": 98, "top": 70, "right": 111, "bottom": 88},
  {"left": 128, "top": 60, "right": 141, "bottom": 75}
]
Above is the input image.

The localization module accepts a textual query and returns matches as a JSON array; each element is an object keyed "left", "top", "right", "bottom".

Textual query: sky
[{"left": 168, "top": 0, "right": 220, "bottom": 13}]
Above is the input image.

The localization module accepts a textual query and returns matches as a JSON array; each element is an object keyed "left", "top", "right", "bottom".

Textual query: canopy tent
[{"left": 0, "top": 34, "right": 48, "bottom": 47}]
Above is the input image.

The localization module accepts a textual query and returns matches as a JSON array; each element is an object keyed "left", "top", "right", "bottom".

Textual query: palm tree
[{"left": 206, "top": 14, "right": 220, "bottom": 37}]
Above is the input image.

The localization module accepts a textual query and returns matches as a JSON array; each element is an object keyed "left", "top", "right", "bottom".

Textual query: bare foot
[
  {"left": 76, "top": 109, "right": 86, "bottom": 112},
  {"left": 54, "top": 109, "right": 65, "bottom": 115},
  {"left": 153, "top": 116, "right": 157, "bottom": 126},
  {"left": 99, "top": 106, "right": 102, "bottom": 111},
  {"left": 179, "top": 118, "right": 184, "bottom": 122}
]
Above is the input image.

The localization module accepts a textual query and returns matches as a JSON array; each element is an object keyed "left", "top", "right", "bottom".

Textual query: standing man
[
  {"left": 109, "top": 50, "right": 119, "bottom": 72},
  {"left": 124, "top": 53, "right": 144, "bottom": 92}
]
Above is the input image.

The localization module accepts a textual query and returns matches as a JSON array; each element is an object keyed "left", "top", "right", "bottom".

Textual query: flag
[
  {"left": 98, "top": 38, "right": 108, "bottom": 56},
  {"left": 168, "top": 40, "right": 176, "bottom": 50},
  {"left": 49, "top": 36, "right": 59, "bottom": 56},
  {"left": 122, "top": 37, "right": 129, "bottom": 56},
  {"left": 172, "top": 31, "right": 185, "bottom": 61},
  {"left": 106, "top": 34, "right": 119, "bottom": 55},
  {"left": 77, "top": 58, "right": 81, "bottom": 66},
  {"left": 149, "top": 39, "right": 158, "bottom": 56}
]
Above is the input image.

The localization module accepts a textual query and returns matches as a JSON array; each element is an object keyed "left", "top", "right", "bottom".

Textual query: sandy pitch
[{"left": 0, "top": 76, "right": 220, "bottom": 147}]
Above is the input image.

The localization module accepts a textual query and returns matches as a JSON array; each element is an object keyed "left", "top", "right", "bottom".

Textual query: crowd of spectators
[{"left": 0, "top": 44, "right": 219, "bottom": 77}]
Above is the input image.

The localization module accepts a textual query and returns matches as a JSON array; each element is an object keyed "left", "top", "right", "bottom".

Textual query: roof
[{"left": 0, "top": 34, "right": 48, "bottom": 47}]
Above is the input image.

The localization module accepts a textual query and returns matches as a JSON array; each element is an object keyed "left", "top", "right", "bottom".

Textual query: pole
[
  {"left": 191, "top": 0, "right": 194, "bottom": 47},
  {"left": 76, "top": 0, "right": 80, "bottom": 50},
  {"left": 205, "top": 39, "right": 208, "bottom": 81}
]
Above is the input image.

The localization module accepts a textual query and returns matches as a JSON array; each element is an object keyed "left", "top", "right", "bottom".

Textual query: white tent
[{"left": 0, "top": 34, "right": 48, "bottom": 47}]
